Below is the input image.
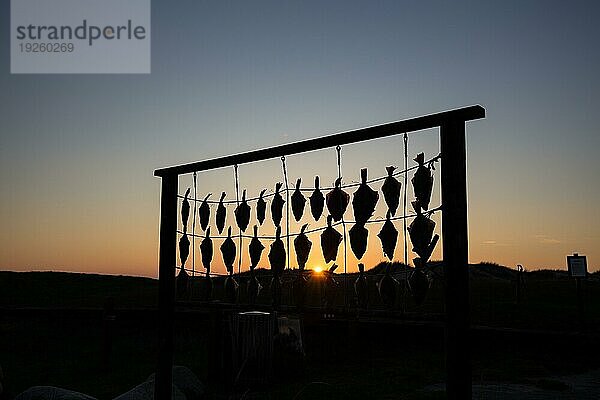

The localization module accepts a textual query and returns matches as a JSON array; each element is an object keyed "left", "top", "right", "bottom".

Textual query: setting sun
[{"left": 313, "top": 266, "right": 323, "bottom": 273}]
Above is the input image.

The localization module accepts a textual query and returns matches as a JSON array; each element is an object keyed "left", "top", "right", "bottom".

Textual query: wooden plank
[
  {"left": 154, "top": 105, "right": 485, "bottom": 176},
  {"left": 440, "top": 120, "right": 471, "bottom": 399},
  {"left": 155, "top": 174, "right": 178, "bottom": 400}
]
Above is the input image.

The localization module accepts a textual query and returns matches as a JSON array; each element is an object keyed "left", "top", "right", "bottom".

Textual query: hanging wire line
[
  {"left": 234, "top": 164, "right": 242, "bottom": 275},
  {"left": 402, "top": 133, "right": 409, "bottom": 314},
  {"left": 281, "top": 156, "right": 291, "bottom": 270},
  {"left": 403, "top": 133, "right": 409, "bottom": 267},
  {"left": 336, "top": 145, "right": 349, "bottom": 309},
  {"left": 180, "top": 190, "right": 277, "bottom": 204},
  {"left": 192, "top": 171, "right": 198, "bottom": 277},
  {"left": 175, "top": 153, "right": 441, "bottom": 201},
  {"left": 175, "top": 204, "right": 442, "bottom": 241},
  {"left": 181, "top": 268, "right": 231, "bottom": 277}
]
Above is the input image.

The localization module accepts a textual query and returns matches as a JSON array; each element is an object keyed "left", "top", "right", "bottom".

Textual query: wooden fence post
[
  {"left": 440, "top": 119, "right": 471, "bottom": 399},
  {"left": 155, "top": 174, "right": 178, "bottom": 400}
]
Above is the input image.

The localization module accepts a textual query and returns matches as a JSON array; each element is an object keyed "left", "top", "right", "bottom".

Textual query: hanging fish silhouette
[
  {"left": 408, "top": 268, "right": 430, "bottom": 306},
  {"left": 177, "top": 233, "right": 190, "bottom": 299},
  {"left": 382, "top": 166, "right": 402, "bottom": 216},
  {"left": 291, "top": 178, "right": 306, "bottom": 222},
  {"left": 268, "top": 226, "right": 286, "bottom": 277},
  {"left": 179, "top": 232, "right": 190, "bottom": 268},
  {"left": 349, "top": 223, "right": 368, "bottom": 260},
  {"left": 377, "top": 211, "right": 398, "bottom": 261},
  {"left": 324, "top": 264, "right": 339, "bottom": 309},
  {"left": 256, "top": 189, "right": 267, "bottom": 225},
  {"left": 176, "top": 267, "right": 189, "bottom": 300},
  {"left": 412, "top": 153, "right": 433, "bottom": 211},
  {"left": 408, "top": 201, "right": 436, "bottom": 260},
  {"left": 419, "top": 234, "right": 439, "bottom": 266},
  {"left": 271, "top": 274, "right": 282, "bottom": 308},
  {"left": 309, "top": 176, "right": 325, "bottom": 221},
  {"left": 321, "top": 215, "right": 342, "bottom": 263},
  {"left": 216, "top": 192, "right": 227, "bottom": 234},
  {"left": 294, "top": 224, "right": 312, "bottom": 270},
  {"left": 220, "top": 227, "right": 236, "bottom": 275},
  {"left": 326, "top": 178, "right": 350, "bottom": 222},
  {"left": 354, "top": 263, "right": 369, "bottom": 309},
  {"left": 198, "top": 193, "right": 211, "bottom": 231},
  {"left": 248, "top": 225, "right": 265, "bottom": 270},
  {"left": 271, "top": 182, "right": 285, "bottom": 227},
  {"left": 352, "top": 168, "right": 379, "bottom": 225},
  {"left": 200, "top": 227, "right": 213, "bottom": 274},
  {"left": 378, "top": 264, "right": 397, "bottom": 309},
  {"left": 293, "top": 272, "right": 308, "bottom": 310},
  {"left": 234, "top": 189, "right": 251, "bottom": 232},
  {"left": 224, "top": 275, "right": 239, "bottom": 304},
  {"left": 247, "top": 272, "right": 262, "bottom": 305},
  {"left": 181, "top": 188, "right": 191, "bottom": 231}
]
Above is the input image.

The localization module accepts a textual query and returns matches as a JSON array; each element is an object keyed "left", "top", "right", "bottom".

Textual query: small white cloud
[
  {"left": 534, "top": 235, "right": 561, "bottom": 244},
  {"left": 540, "top": 238, "right": 561, "bottom": 244}
]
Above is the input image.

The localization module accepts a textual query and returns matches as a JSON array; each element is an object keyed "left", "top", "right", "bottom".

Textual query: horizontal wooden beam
[{"left": 154, "top": 105, "right": 485, "bottom": 177}]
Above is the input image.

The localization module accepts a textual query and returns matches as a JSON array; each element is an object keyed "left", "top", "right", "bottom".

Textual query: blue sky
[{"left": 1, "top": 1, "right": 599, "bottom": 276}]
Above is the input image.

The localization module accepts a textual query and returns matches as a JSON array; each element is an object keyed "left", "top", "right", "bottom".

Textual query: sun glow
[{"left": 313, "top": 266, "right": 323, "bottom": 274}]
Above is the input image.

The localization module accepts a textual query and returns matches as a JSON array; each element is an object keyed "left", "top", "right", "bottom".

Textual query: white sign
[{"left": 567, "top": 254, "right": 587, "bottom": 278}]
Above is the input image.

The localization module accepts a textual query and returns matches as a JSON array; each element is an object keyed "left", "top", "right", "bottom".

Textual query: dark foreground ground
[{"left": 1, "top": 267, "right": 600, "bottom": 399}]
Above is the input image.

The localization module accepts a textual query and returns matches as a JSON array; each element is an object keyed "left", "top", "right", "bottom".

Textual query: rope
[
  {"left": 234, "top": 164, "right": 242, "bottom": 276},
  {"left": 403, "top": 133, "right": 409, "bottom": 267},
  {"left": 336, "top": 145, "right": 349, "bottom": 309},
  {"left": 402, "top": 133, "right": 409, "bottom": 314},
  {"left": 192, "top": 171, "right": 197, "bottom": 277},
  {"left": 281, "top": 156, "right": 291, "bottom": 270},
  {"left": 175, "top": 206, "right": 441, "bottom": 240}
]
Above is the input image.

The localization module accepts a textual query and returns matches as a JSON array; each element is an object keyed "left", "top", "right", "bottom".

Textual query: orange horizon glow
[{"left": 1, "top": 2, "right": 599, "bottom": 281}]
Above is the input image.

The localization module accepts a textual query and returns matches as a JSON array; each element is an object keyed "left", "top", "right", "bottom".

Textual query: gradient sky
[{"left": 1, "top": 1, "right": 599, "bottom": 277}]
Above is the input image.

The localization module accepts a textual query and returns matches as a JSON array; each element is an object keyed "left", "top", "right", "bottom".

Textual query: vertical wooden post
[
  {"left": 155, "top": 174, "right": 178, "bottom": 400},
  {"left": 576, "top": 277, "right": 585, "bottom": 329},
  {"left": 207, "top": 307, "right": 223, "bottom": 384},
  {"left": 516, "top": 265, "right": 523, "bottom": 305},
  {"left": 440, "top": 119, "right": 471, "bottom": 399}
]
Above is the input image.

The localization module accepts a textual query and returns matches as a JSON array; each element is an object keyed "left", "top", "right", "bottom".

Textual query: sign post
[
  {"left": 515, "top": 264, "right": 524, "bottom": 305},
  {"left": 567, "top": 253, "right": 587, "bottom": 329}
]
